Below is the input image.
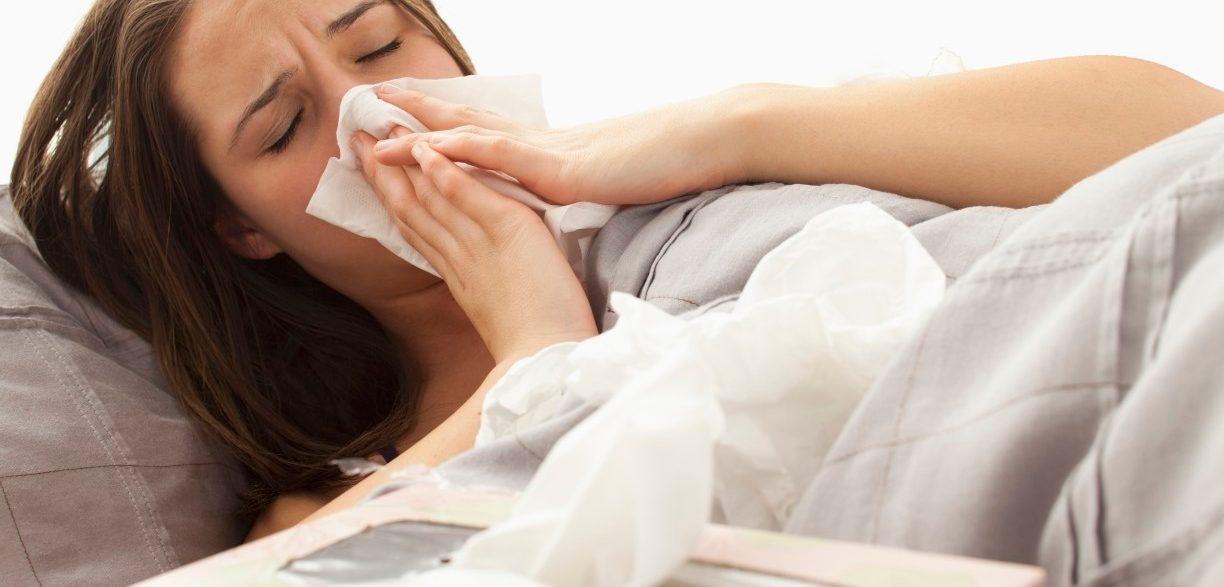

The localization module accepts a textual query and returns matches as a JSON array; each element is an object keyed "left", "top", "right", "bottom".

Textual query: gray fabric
[
  {"left": 584, "top": 182, "right": 957, "bottom": 329},
  {"left": 0, "top": 191, "right": 247, "bottom": 586},
  {"left": 439, "top": 183, "right": 964, "bottom": 495},
  {"left": 437, "top": 397, "right": 596, "bottom": 493},
  {"left": 435, "top": 113, "right": 1224, "bottom": 586},
  {"left": 785, "top": 114, "right": 1224, "bottom": 587}
]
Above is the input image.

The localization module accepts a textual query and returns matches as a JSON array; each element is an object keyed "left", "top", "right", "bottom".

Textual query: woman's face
[{"left": 168, "top": 0, "right": 463, "bottom": 304}]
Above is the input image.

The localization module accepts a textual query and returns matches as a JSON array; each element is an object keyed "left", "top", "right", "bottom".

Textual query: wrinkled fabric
[
  {"left": 0, "top": 191, "right": 247, "bottom": 587},
  {"left": 438, "top": 113, "right": 1224, "bottom": 586},
  {"left": 785, "top": 114, "right": 1224, "bottom": 587},
  {"left": 475, "top": 203, "right": 946, "bottom": 528},
  {"left": 449, "top": 204, "right": 944, "bottom": 586}
]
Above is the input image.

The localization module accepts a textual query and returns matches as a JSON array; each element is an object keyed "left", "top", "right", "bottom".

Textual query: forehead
[{"left": 168, "top": 0, "right": 378, "bottom": 138}]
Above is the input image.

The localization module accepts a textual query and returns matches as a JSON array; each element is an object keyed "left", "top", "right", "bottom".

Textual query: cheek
[
  {"left": 243, "top": 151, "right": 326, "bottom": 236},
  {"left": 398, "top": 32, "right": 466, "bottom": 80},
  {"left": 410, "top": 49, "right": 465, "bottom": 79},
  {"left": 216, "top": 133, "right": 340, "bottom": 259}
]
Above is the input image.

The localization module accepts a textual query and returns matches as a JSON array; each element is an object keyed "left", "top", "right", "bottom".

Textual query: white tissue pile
[{"left": 436, "top": 202, "right": 946, "bottom": 586}]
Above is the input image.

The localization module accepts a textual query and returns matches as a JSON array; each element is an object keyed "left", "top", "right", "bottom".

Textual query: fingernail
[
  {"left": 374, "top": 139, "right": 394, "bottom": 153},
  {"left": 350, "top": 136, "right": 363, "bottom": 153},
  {"left": 411, "top": 143, "right": 428, "bottom": 159},
  {"left": 377, "top": 83, "right": 401, "bottom": 95},
  {"left": 390, "top": 127, "right": 410, "bottom": 139}
]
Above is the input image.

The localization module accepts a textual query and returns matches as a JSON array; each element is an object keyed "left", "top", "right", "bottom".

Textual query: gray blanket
[{"left": 439, "top": 113, "right": 1224, "bottom": 586}]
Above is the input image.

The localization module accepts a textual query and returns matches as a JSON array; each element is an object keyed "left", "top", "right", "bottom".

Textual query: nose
[{"left": 321, "top": 71, "right": 363, "bottom": 129}]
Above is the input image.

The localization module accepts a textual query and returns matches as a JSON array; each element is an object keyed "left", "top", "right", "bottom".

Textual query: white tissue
[
  {"left": 453, "top": 203, "right": 946, "bottom": 585},
  {"left": 834, "top": 47, "right": 966, "bottom": 86},
  {"left": 306, "top": 74, "right": 617, "bottom": 278}
]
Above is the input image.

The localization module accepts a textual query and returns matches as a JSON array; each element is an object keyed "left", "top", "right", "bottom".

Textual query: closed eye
[
  {"left": 356, "top": 39, "right": 403, "bottom": 64},
  {"left": 267, "top": 109, "right": 304, "bottom": 155}
]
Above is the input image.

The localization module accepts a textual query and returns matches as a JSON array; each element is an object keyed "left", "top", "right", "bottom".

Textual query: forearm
[
  {"left": 247, "top": 358, "right": 519, "bottom": 541},
  {"left": 728, "top": 56, "right": 1224, "bottom": 208},
  {"left": 300, "top": 358, "right": 519, "bottom": 523}
]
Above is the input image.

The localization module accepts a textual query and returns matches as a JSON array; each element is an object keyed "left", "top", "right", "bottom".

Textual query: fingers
[
  {"left": 351, "top": 132, "right": 457, "bottom": 270},
  {"left": 410, "top": 142, "right": 538, "bottom": 233},
  {"left": 374, "top": 131, "right": 554, "bottom": 196},
  {"left": 371, "top": 125, "right": 505, "bottom": 166},
  {"left": 375, "top": 84, "right": 521, "bottom": 134},
  {"left": 402, "top": 165, "right": 483, "bottom": 246},
  {"left": 386, "top": 205, "right": 453, "bottom": 279}
]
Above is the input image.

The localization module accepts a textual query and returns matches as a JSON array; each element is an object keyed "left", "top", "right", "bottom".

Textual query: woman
[{"left": 11, "top": 0, "right": 1224, "bottom": 542}]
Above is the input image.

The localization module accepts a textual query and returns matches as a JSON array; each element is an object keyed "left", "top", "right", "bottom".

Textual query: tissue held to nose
[{"left": 306, "top": 74, "right": 616, "bottom": 279}]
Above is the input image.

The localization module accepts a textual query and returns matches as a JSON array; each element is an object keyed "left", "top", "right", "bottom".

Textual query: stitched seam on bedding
[
  {"left": 0, "top": 462, "right": 227, "bottom": 481},
  {"left": 1080, "top": 496, "right": 1224, "bottom": 586},
  {"left": 827, "top": 381, "right": 1117, "bottom": 468},
  {"left": 990, "top": 231, "right": 1117, "bottom": 257},
  {"left": 1140, "top": 187, "right": 1222, "bottom": 362},
  {"left": 640, "top": 192, "right": 722, "bottom": 299},
  {"left": 0, "top": 314, "right": 94, "bottom": 339},
  {"left": 43, "top": 332, "right": 170, "bottom": 569},
  {"left": 685, "top": 295, "right": 740, "bottom": 318},
  {"left": 640, "top": 210, "right": 695, "bottom": 298},
  {"left": 644, "top": 295, "right": 701, "bottom": 307},
  {"left": 973, "top": 158, "right": 1224, "bottom": 273},
  {"left": 869, "top": 313, "right": 935, "bottom": 542},
  {"left": 50, "top": 338, "right": 180, "bottom": 571},
  {"left": 0, "top": 240, "right": 33, "bottom": 252},
  {"left": 0, "top": 480, "right": 43, "bottom": 587},
  {"left": 1061, "top": 488, "right": 1082, "bottom": 586},
  {"left": 21, "top": 329, "right": 172, "bottom": 571},
  {"left": 958, "top": 256, "right": 1109, "bottom": 285}
]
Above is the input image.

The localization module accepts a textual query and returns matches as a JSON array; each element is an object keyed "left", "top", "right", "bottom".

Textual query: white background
[{"left": 2, "top": 0, "right": 1220, "bottom": 180}]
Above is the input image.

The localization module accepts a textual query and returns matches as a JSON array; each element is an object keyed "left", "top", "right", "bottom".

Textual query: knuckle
[
  {"left": 363, "top": 161, "right": 381, "bottom": 184},
  {"left": 496, "top": 201, "right": 540, "bottom": 228},
  {"left": 394, "top": 208, "right": 413, "bottom": 228},
  {"left": 399, "top": 90, "right": 426, "bottom": 104},
  {"left": 456, "top": 237, "right": 480, "bottom": 259},
  {"left": 455, "top": 105, "right": 482, "bottom": 122},
  {"left": 414, "top": 183, "right": 435, "bottom": 207},
  {"left": 487, "top": 135, "right": 514, "bottom": 155},
  {"left": 436, "top": 169, "right": 462, "bottom": 195}
]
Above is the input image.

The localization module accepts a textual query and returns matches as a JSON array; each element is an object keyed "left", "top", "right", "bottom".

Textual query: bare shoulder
[{"left": 245, "top": 490, "right": 335, "bottom": 542}]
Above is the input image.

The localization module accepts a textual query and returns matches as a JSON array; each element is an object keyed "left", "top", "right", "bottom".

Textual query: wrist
[
  {"left": 675, "top": 88, "right": 756, "bottom": 193},
  {"left": 708, "top": 83, "right": 783, "bottom": 186},
  {"left": 712, "top": 83, "right": 831, "bottom": 186}
]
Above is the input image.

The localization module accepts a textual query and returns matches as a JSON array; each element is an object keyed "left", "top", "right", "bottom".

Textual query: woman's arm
[
  {"left": 735, "top": 56, "right": 1224, "bottom": 208},
  {"left": 245, "top": 356, "right": 521, "bottom": 543},
  {"left": 374, "top": 56, "right": 1224, "bottom": 209}
]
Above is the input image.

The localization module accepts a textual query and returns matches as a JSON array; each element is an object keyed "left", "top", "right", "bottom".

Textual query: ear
[{"left": 214, "top": 207, "right": 282, "bottom": 260}]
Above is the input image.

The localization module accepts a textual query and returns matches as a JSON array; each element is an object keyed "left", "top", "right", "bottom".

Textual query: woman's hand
[
  {"left": 353, "top": 132, "right": 598, "bottom": 364},
  {"left": 369, "top": 84, "right": 757, "bottom": 206}
]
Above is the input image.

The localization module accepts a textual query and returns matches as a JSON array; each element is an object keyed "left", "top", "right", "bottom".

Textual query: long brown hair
[{"left": 9, "top": 0, "right": 475, "bottom": 513}]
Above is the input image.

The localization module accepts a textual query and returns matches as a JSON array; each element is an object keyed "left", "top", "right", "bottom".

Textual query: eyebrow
[
  {"left": 229, "top": 0, "right": 386, "bottom": 149},
  {"left": 326, "top": 0, "right": 384, "bottom": 38}
]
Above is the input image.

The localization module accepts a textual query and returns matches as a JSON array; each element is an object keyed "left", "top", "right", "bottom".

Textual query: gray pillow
[{"left": 0, "top": 187, "right": 247, "bottom": 586}]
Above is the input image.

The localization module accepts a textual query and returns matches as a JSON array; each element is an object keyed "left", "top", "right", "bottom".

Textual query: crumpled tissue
[
  {"left": 305, "top": 74, "right": 617, "bottom": 278},
  {"left": 835, "top": 47, "right": 966, "bottom": 86},
  {"left": 442, "top": 202, "right": 946, "bottom": 585}
]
